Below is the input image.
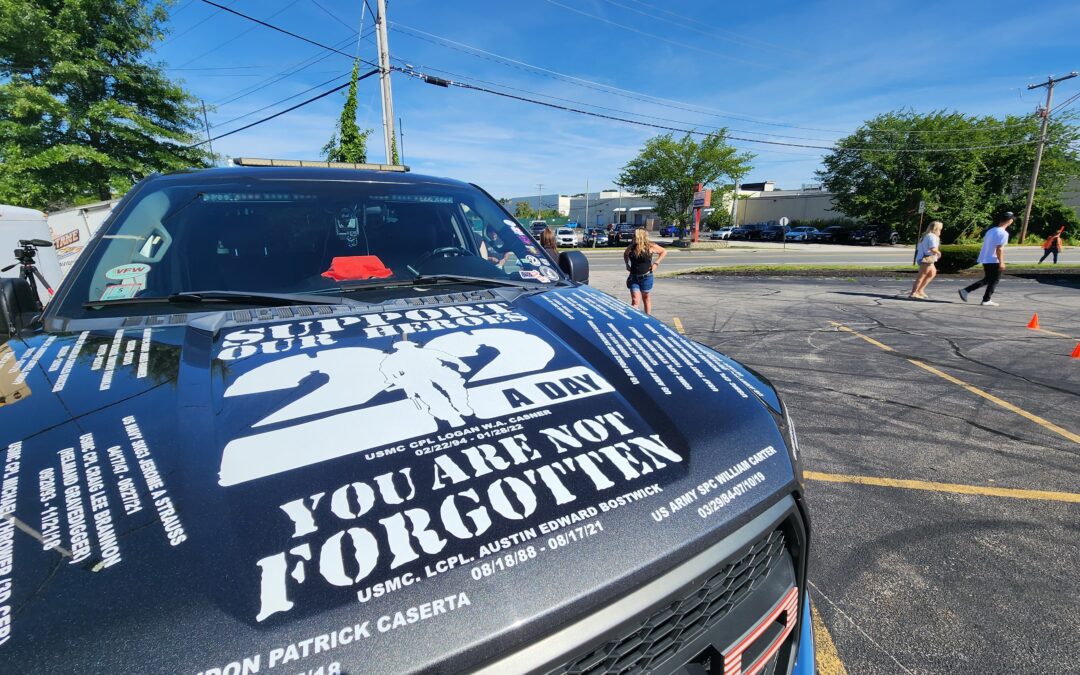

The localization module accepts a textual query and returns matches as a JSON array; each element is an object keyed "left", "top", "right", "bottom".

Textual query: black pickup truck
[{"left": 0, "top": 162, "right": 815, "bottom": 674}]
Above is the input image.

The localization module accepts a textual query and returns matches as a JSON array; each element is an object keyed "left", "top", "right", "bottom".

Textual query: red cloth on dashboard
[{"left": 321, "top": 255, "right": 393, "bottom": 281}]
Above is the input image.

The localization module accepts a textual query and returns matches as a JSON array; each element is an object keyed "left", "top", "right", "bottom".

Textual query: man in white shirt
[{"left": 959, "top": 212, "right": 1013, "bottom": 306}]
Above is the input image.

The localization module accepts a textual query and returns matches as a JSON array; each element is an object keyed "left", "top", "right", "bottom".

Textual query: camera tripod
[{"left": 2, "top": 239, "right": 54, "bottom": 311}]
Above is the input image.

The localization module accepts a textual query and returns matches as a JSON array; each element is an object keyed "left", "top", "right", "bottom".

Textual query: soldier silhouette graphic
[{"left": 380, "top": 340, "right": 474, "bottom": 427}]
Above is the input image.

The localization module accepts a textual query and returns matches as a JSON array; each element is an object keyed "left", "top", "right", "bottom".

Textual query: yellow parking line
[
  {"left": 673, "top": 317, "right": 685, "bottom": 334},
  {"left": 805, "top": 471, "right": 1080, "bottom": 503},
  {"left": 905, "top": 360, "right": 1080, "bottom": 444},
  {"left": 1036, "top": 327, "right": 1074, "bottom": 339},
  {"left": 828, "top": 321, "right": 894, "bottom": 351},
  {"left": 831, "top": 321, "right": 1080, "bottom": 446},
  {"left": 811, "top": 601, "right": 849, "bottom": 675}
]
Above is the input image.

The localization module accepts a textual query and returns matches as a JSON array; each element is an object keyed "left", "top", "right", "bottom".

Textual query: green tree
[
  {"left": 0, "top": 0, "right": 211, "bottom": 208},
  {"left": 703, "top": 208, "right": 732, "bottom": 229},
  {"left": 618, "top": 131, "right": 754, "bottom": 226},
  {"left": 514, "top": 201, "right": 535, "bottom": 220},
  {"left": 322, "top": 61, "right": 372, "bottom": 163},
  {"left": 817, "top": 110, "right": 1080, "bottom": 242}
]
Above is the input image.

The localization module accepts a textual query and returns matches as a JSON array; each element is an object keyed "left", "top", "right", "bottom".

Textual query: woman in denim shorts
[{"left": 623, "top": 227, "right": 667, "bottom": 314}]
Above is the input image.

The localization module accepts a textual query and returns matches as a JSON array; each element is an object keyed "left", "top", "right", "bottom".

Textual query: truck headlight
[{"left": 782, "top": 405, "right": 804, "bottom": 486}]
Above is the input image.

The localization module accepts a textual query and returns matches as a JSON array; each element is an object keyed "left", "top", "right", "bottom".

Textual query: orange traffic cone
[
  {"left": 1027, "top": 313, "right": 1040, "bottom": 330},
  {"left": 1071, "top": 342, "right": 1080, "bottom": 359}
]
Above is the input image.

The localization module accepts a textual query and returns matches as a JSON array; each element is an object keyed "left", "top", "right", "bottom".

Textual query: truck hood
[{"left": 0, "top": 286, "right": 795, "bottom": 674}]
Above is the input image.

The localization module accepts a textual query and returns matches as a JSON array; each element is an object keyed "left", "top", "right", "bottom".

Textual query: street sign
[
  {"left": 692, "top": 189, "right": 712, "bottom": 208},
  {"left": 779, "top": 217, "right": 790, "bottom": 227},
  {"left": 918, "top": 200, "right": 926, "bottom": 214}
]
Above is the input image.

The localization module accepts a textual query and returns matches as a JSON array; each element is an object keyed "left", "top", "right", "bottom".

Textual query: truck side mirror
[
  {"left": 558, "top": 251, "right": 589, "bottom": 284},
  {"left": 0, "top": 278, "right": 38, "bottom": 335}
]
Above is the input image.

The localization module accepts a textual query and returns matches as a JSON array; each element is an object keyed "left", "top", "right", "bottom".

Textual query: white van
[
  {"left": 0, "top": 204, "right": 64, "bottom": 306},
  {"left": 47, "top": 199, "right": 118, "bottom": 277}
]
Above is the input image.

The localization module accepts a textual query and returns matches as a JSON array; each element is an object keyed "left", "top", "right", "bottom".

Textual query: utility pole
[
  {"left": 398, "top": 116, "right": 405, "bottom": 164},
  {"left": 730, "top": 179, "right": 740, "bottom": 226},
  {"left": 375, "top": 0, "right": 397, "bottom": 164},
  {"left": 200, "top": 99, "right": 214, "bottom": 162},
  {"left": 584, "top": 178, "right": 591, "bottom": 233},
  {"left": 536, "top": 183, "right": 543, "bottom": 219},
  {"left": 1018, "top": 71, "right": 1077, "bottom": 244}
]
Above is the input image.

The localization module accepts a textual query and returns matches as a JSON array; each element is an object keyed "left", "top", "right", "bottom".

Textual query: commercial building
[
  {"left": 567, "top": 190, "right": 660, "bottom": 228},
  {"left": 1065, "top": 178, "right": 1080, "bottom": 221},
  {"left": 506, "top": 179, "right": 849, "bottom": 231},
  {"left": 734, "top": 184, "right": 842, "bottom": 224},
  {"left": 504, "top": 194, "right": 571, "bottom": 217},
  {"left": 505, "top": 189, "right": 666, "bottom": 229}
]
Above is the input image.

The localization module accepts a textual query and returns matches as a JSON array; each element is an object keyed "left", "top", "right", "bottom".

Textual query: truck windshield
[{"left": 56, "top": 176, "right": 564, "bottom": 316}]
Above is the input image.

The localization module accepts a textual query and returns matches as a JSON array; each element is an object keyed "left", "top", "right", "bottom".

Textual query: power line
[
  {"left": 599, "top": 0, "right": 804, "bottom": 57},
  {"left": 1053, "top": 90, "right": 1080, "bottom": 113},
  {"left": 212, "top": 72, "right": 352, "bottom": 131},
  {"left": 161, "top": 0, "right": 240, "bottom": 47},
  {"left": 211, "top": 31, "right": 370, "bottom": 107},
  {"left": 186, "top": 0, "right": 1051, "bottom": 153},
  {"left": 540, "top": 0, "right": 771, "bottom": 69},
  {"left": 308, "top": 0, "right": 357, "bottom": 33},
  {"left": 177, "top": 0, "right": 304, "bottom": 68},
  {"left": 403, "top": 71, "right": 1041, "bottom": 153},
  {"left": 385, "top": 55, "right": 839, "bottom": 143},
  {"left": 390, "top": 23, "right": 1034, "bottom": 137},
  {"left": 196, "top": 0, "right": 379, "bottom": 69},
  {"left": 388, "top": 23, "right": 827, "bottom": 132},
  {"left": 191, "top": 69, "right": 379, "bottom": 147}
]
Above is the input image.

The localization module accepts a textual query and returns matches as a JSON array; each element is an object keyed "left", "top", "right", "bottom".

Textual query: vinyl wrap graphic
[{"left": 0, "top": 288, "right": 795, "bottom": 674}]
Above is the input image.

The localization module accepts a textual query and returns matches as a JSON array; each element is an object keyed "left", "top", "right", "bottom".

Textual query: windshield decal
[{"left": 100, "top": 264, "right": 151, "bottom": 301}]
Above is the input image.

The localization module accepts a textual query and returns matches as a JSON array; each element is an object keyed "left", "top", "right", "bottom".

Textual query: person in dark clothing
[
  {"left": 623, "top": 228, "right": 667, "bottom": 314},
  {"left": 539, "top": 227, "right": 559, "bottom": 261},
  {"left": 959, "top": 212, "right": 1012, "bottom": 306},
  {"left": 1039, "top": 227, "right": 1065, "bottom": 264}
]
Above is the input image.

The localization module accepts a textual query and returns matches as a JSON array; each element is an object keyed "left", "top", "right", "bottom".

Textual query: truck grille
[{"left": 555, "top": 529, "right": 788, "bottom": 675}]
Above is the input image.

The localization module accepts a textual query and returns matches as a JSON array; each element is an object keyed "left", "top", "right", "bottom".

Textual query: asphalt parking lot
[{"left": 590, "top": 268, "right": 1080, "bottom": 674}]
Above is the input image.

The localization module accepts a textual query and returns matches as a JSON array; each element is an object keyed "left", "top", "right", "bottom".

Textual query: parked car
[
  {"left": 848, "top": 224, "right": 900, "bottom": 246},
  {"left": 761, "top": 224, "right": 789, "bottom": 242},
  {"left": 710, "top": 226, "right": 734, "bottom": 240},
  {"left": 530, "top": 220, "right": 548, "bottom": 237},
  {"left": 785, "top": 226, "right": 819, "bottom": 242},
  {"left": 583, "top": 228, "right": 609, "bottom": 246},
  {"left": 659, "top": 225, "right": 679, "bottom": 237},
  {"left": 0, "top": 160, "right": 815, "bottom": 673},
  {"left": 730, "top": 223, "right": 767, "bottom": 240},
  {"left": 555, "top": 227, "right": 580, "bottom": 247},
  {"left": 813, "top": 225, "right": 850, "bottom": 243},
  {"left": 612, "top": 223, "right": 639, "bottom": 246}
]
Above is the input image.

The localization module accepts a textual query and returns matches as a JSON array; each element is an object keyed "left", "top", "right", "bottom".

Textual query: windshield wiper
[
  {"left": 84, "top": 290, "right": 354, "bottom": 308},
  {"left": 336, "top": 274, "right": 536, "bottom": 292}
]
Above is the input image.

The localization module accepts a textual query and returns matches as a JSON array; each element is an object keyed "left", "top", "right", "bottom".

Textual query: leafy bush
[{"left": 936, "top": 244, "right": 981, "bottom": 273}]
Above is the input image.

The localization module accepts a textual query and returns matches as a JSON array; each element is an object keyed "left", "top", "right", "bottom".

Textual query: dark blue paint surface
[{"left": 0, "top": 285, "right": 798, "bottom": 674}]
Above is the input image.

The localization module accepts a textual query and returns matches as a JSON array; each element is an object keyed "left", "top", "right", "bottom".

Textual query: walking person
[
  {"left": 910, "top": 221, "right": 943, "bottom": 299},
  {"left": 539, "top": 227, "right": 559, "bottom": 261},
  {"left": 959, "top": 212, "right": 1013, "bottom": 307},
  {"left": 1038, "top": 226, "right": 1065, "bottom": 264},
  {"left": 623, "top": 227, "right": 666, "bottom": 314}
]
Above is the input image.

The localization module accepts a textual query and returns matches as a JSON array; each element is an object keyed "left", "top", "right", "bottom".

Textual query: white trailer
[
  {"left": 0, "top": 204, "right": 64, "bottom": 306},
  {"left": 46, "top": 199, "right": 118, "bottom": 278}
]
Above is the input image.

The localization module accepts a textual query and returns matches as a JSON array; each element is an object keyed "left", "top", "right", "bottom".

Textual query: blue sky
[{"left": 155, "top": 0, "right": 1080, "bottom": 198}]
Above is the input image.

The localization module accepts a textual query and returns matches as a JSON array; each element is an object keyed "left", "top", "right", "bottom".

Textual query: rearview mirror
[
  {"left": 558, "top": 251, "right": 589, "bottom": 284},
  {"left": 0, "top": 278, "right": 39, "bottom": 335}
]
